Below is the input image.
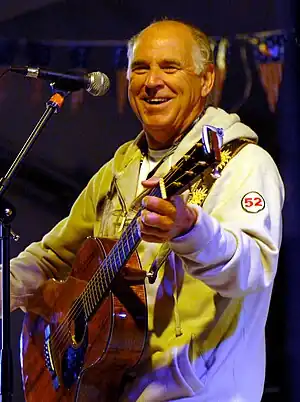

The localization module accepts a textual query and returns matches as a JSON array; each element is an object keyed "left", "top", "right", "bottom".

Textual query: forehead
[{"left": 132, "top": 23, "right": 195, "bottom": 63}]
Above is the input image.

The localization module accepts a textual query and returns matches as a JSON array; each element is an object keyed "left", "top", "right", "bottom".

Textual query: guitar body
[{"left": 20, "top": 237, "right": 147, "bottom": 402}]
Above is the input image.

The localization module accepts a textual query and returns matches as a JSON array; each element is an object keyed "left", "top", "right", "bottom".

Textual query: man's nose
[{"left": 145, "top": 68, "right": 164, "bottom": 89}]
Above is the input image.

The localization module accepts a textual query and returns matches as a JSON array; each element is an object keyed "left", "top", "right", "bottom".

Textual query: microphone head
[{"left": 87, "top": 71, "right": 110, "bottom": 96}]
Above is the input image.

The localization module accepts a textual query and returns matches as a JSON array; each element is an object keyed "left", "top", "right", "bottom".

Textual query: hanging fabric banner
[
  {"left": 250, "top": 33, "right": 285, "bottom": 113},
  {"left": 115, "top": 46, "right": 128, "bottom": 114},
  {"left": 0, "top": 39, "right": 17, "bottom": 105},
  {"left": 210, "top": 38, "right": 229, "bottom": 107},
  {"left": 26, "top": 42, "right": 51, "bottom": 104},
  {"left": 69, "top": 46, "right": 89, "bottom": 112}
]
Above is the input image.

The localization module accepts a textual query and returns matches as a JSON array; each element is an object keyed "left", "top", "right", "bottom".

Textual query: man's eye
[
  {"left": 163, "top": 66, "right": 178, "bottom": 73},
  {"left": 132, "top": 67, "right": 148, "bottom": 74}
]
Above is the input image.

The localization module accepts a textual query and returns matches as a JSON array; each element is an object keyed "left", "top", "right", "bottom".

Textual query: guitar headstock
[{"left": 161, "top": 126, "right": 222, "bottom": 198}]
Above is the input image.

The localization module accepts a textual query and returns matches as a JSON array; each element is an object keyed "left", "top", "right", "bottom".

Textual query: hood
[
  {"left": 145, "top": 107, "right": 258, "bottom": 173},
  {"left": 198, "top": 107, "right": 258, "bottom": 145},
  {"left": 112, "top": 106, "right": 258, "bottom": 184}
]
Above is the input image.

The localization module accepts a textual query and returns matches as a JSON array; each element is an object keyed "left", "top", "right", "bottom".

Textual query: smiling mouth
[{"left": 144, "top": 98, "right": 172, "bottom": 105}]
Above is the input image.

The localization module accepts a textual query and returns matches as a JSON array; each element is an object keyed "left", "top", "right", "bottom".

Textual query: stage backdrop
[{"left": 0, "top": 1, "right": 297, "bottom": 400}]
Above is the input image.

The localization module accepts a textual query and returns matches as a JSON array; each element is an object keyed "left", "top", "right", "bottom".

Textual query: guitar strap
[{"left": 147, "top": 137, "right": 256, "bottom": 284}]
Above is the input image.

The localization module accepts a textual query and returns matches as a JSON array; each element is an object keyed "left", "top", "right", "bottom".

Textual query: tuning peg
[
  {"left": 172, "top": 182, "right": 183, "bottom": 187},
  {"left": 195, "top": 143, "right": 203, "bottom": 148},
  {"left": 185, "top": 170, "right": 196, "bottom": 176}
]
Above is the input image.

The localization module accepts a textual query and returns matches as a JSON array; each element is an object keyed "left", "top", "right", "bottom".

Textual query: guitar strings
[{"left": 48, "top": 144, "right": 205, "bottom": 359}]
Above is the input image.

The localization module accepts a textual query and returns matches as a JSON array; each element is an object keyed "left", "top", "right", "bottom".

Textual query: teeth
[{"left": 146, "top": 98, "right": 169, "bottom": 104}]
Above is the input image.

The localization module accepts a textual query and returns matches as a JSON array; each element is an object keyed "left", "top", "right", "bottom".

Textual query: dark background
[{"left": 0, "top": 0, "right": 298, "bottom": 400}]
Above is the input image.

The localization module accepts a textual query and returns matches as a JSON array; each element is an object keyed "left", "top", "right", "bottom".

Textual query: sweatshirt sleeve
[
  {"left": 169, "top": 144, "right": 284, "bottom": 298},
  {"left": 4, "top": 159, "right": 113, "bottom": 312}
]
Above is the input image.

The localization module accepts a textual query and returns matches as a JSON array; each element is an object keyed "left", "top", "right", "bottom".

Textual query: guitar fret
[
  {"left": 125, "top": 228, "right": 131, "bottom": 255},
  {"left": 121, "top": 232, "right": 130, "bottom": 258},
  {"left": 132, "top": 220, "right": 141, "bottom": 243},
  {"left": 112, "top": 248, "right": 118, "bottom": 271},
  {"left": 104, "top": 259, "right": 114, "bottom": 282},
  {"left": 128, "top": 226, "right": 136, "bottom": 250},
  {"left": 130, "top": 223, "right": 136, "bottom": 245},
  {"left": 116, "top": 242, "right": 127, "bottom": 269},
  {"left": 111, "top": 249, "right": 121, "bottom": 275}
]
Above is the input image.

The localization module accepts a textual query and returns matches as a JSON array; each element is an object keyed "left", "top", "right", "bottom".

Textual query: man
[{"left": 7, "top": 20, "right": 283, "bottom": 401}]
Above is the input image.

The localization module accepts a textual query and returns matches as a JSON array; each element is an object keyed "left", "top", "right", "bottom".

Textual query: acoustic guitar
[{"left": 20, "top": 127, "right": 221, "bottom": 401}]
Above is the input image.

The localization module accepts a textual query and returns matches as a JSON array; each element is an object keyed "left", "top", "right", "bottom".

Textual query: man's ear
[{"left": 200, "top": 64, "right": 215, "bottom": 97}]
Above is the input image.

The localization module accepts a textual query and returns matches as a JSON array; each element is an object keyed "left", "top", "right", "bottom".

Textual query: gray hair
[{"left": 127, "top": 20, "right": 214, "bottom": 78}]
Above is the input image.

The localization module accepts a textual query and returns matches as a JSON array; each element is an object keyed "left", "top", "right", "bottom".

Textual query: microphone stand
[{"left": 0, "top": 86, "right": 69, "bottom": 402}]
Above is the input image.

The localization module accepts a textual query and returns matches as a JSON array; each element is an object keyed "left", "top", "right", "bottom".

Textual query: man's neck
[{"left": 144, "top": 108, "right": 206, "bottom": 150}]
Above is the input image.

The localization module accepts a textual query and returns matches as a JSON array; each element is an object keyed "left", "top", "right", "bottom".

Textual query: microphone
[{"left": 9, "top": 66, "right": 110, "bottom": 96}]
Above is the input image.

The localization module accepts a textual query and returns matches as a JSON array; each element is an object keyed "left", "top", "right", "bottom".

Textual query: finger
[
  {"left": 143, "top": 196, "right": 176, "bottom": 218},
  {"left": 138, "top": 219, "right": 170, "bottom": 242},
  {"left": 141, "top": 210, "right": 173, "bottom": 231},
  {"left": 140, "top": 233, "right": 168, "bottom": 243},
  {"left": 170, "top": 195, "right": 186, "bottom": 211},
  {"left": 141, "top": 176, "right": 160, "bottom": 188}
]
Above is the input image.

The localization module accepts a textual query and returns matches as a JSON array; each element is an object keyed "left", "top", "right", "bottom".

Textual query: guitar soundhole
[{"left": 62, "top": 307, "right": 88, "bottom": 389}]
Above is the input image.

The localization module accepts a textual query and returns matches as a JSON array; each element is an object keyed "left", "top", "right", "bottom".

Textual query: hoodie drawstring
[{"left": 169, "top": 252, "right": 183, "bottom": 337}]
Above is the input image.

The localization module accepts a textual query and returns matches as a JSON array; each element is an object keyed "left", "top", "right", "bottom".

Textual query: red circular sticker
[{"left": 241, "top": 192, "right": 265, "bottom": 213}]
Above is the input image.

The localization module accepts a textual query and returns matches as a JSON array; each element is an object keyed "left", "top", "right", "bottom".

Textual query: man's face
[{"left": 128, "top": 22, "right": 212, "bottom": 149}]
